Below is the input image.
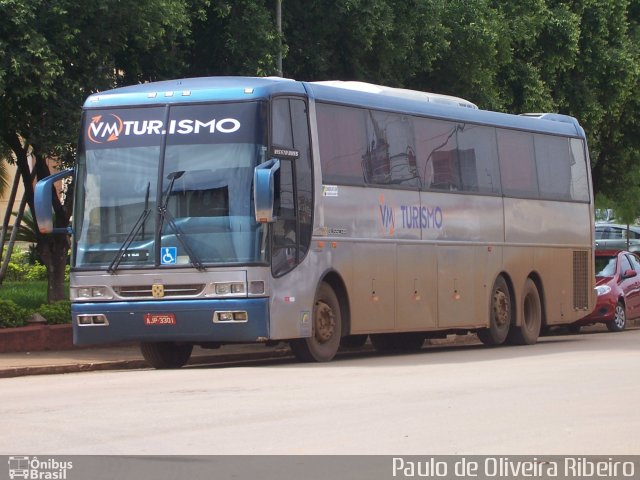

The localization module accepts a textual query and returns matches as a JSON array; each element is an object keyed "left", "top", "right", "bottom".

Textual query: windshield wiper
[
  {"left": 107, "top": 182, "right": 152, "bottom": 274},
  {"left": 157, "top": 171, "right": 206, "bottom": 271}
]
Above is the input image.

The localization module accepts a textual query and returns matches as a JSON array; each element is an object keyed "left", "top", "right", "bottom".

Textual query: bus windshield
[{"left": 73, "top": 101, "right": 268, "bottom": 269}]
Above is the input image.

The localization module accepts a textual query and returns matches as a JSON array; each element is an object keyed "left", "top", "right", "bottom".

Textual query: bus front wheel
[
  {"left": 140, "top": 342, "right": 193, "bottom": 369},
  {"left": 289, "top": 282, "right": 342, "bottom": 362},
  {"left": 478, "top": 275, "right": 512, "bottom": 346}
]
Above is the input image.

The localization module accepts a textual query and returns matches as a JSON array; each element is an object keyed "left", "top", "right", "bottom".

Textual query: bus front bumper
[{"left": 71, "top": 298, "right": 269, "bottom": 345}]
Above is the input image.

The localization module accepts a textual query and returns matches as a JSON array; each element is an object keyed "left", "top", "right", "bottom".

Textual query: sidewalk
[
  {"left": 0, "top": 334, "right": 478, "bottom": 379},
  {"left": 1, "top": 324, "right": 621, "bottom": 379},
  {"left": 0, "top": 343, "right": 294, "bottom": 379}
]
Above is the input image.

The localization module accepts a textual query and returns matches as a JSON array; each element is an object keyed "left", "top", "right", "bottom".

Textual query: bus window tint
[
  {"left": 456, "top": 124, "right": 501, "bottom": 194},
  {"left": 497, "top": 128, "right": 539, "bottom": 198},
  {"left": 316, "top": 103, "right": 367, "bottom": 185},
  {"left": 569, "top": 139, "right": 590, "bottom": 201},
  {"left": 414, "top": 117, "right": 457, "bottom": 190},
  {"left": 316, "top": 102, "right": 589, "bottom": 203},
  {"left": 363, "top": 111, "right": 420, "bottom": 187},
  {"left": 535, "top": 134, "right": 571, "bottom": 200}
]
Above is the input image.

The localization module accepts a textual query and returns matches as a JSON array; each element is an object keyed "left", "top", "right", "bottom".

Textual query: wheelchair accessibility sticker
[{"left": 161, "top": 247, "right": 177, "bottom": 265}]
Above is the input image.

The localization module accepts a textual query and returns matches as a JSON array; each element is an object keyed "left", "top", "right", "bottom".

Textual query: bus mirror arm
[
  {"left": 34, "top": 168, "right": 74, "bottom": 234},
  {"left": 254, "top": 159, "right": 280, "bottom": 223}
]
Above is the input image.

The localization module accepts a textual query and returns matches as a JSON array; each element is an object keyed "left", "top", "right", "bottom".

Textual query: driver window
[{"left": 271, "top": 97, "right": 312, "bottom": 277}]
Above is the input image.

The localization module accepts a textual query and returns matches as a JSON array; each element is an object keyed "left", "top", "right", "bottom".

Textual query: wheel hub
[
  {"left": 615, "top": 306, "right": 625, "bottom": 328},
  {"left": 493, "top": 289, "right": 509, "bottom": 327},
  {"left": 314, "top": 300, "right": 335, "bottom": 344}
]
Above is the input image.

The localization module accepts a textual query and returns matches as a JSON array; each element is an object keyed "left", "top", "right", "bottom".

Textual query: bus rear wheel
[
  {"left": 289, "top": 282, "right": 342, "bottom": 362},
  {"left": 478, "top": 275, "right": 512, "bottom": 346},
  {"left": 507, "top": 278, "right": 542, "bottom": 345},
  {"left": 140, "top": 342, "right": 193, "bottom": 369}
]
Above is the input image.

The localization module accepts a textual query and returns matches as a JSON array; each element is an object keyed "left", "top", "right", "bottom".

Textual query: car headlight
[{"left": 595, "top": 285, "right": 611, "bottom": 296}]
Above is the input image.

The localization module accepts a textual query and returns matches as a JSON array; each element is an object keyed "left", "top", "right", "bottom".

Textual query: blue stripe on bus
[{"left": 71, "top": 298, "right": 269, "bottom": 345}]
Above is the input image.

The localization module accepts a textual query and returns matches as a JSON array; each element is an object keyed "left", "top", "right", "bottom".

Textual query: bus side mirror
[
  {"left": 35, "top": 168, "right": 74, "bottom": 234},
  {"left": 254, "top": 159, "right": 280, "bottom": 223}
]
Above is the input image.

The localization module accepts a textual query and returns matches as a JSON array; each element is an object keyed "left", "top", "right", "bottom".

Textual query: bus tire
[
  {"left": 140, "top": 342, "right": 193, "bottom": 369},
  {"left": 507, "top": 278, "right": 542, "bottom": 345},
  {"left": 289, "top": 282, "right": 342, "bottom": 362},
  {"left": 370, "top": 332, "right": 425, "bottom": 353},
  {"left": 478, "top": 275, "right": 511, "bottom": 346}
]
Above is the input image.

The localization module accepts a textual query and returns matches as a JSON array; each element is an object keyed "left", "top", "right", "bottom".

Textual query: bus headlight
[
  {"left": 74, "top": 286, "right": 112, "bottom": 300},
  {"left": 214, "top": 283, "right": 245, "bottom": 295},
  {"left": 595, "top": 285, "right": 611, "bottom": 296}
]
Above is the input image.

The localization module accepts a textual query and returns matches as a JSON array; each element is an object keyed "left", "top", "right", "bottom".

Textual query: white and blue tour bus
[{"left": 35, "top": 77, "right": 595, "bottom": 368}]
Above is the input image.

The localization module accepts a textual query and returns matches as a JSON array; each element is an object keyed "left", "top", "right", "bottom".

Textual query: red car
[{"left": 574, "top": 250, "right": 640, "bottom": 332}]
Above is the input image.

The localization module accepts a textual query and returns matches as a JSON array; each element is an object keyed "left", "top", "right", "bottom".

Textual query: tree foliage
[
  {"left": 0, "top": 0, "right": 200, "bottom": 301},
  {"left": 282, "top": 0, "right": 640, "bottom": 212}
]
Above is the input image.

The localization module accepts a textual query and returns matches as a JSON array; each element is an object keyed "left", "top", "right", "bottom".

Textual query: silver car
[{"left": 595, "top": 223, "right": 640, "bottom": 252}]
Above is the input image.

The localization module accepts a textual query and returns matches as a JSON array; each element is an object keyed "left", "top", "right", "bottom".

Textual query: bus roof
[
  {"left": 84, "top": 76, "right": 585, "bottom": 138},
  {"left": 305, "top": 82, "right": 584, "bottom": 138},
  {"left": 311, "top": 80, "right": 479, "bottom": 109},
  {"left": 84, "top": 76, "right": 306, "bottom": 108}
]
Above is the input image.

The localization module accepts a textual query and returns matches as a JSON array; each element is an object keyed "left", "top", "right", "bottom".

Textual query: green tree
[
  {"left": 283, "top": 0, "right": 449, "bottom": 85},
  {"left": 281, "top": 0, "right": 640, "bottom": 204},
  {"left": 560, "top": 0, "right": 640, "bottom": 200},
  {"left": 187, "top": 0, "right": 281, "bottom": 77},
  {"left": 422, "top": 0, "right": 507, "bottom": 108},
  {"left": 0, "top": 0, "right": 199, "bottom": 301}
]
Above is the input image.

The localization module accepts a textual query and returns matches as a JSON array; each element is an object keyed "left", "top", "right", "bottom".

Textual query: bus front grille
[
  {"left": 572, "top": 250, "right": 590, "bottom": 310},
  {"left": 114, "top": 284, "right": 205, "bottom": 298}
]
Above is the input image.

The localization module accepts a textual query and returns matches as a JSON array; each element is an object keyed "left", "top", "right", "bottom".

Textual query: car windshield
[
  {"left": 594, "top": 256, "right": 617, "bottom": 277},
  {"left": 73, "top": 101, "right": 268, "bottom": 269}
]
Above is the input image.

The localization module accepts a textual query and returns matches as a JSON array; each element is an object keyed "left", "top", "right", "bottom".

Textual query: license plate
[{"left": 144, "top": 313, "right": 176, "bottom": 326}]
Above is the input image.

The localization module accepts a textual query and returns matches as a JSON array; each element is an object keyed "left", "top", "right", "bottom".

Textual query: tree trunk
[
  {"left": 0, "top": 171, "right": 21, "bottom": 267},
  {"left": 0, "top": 192, "right": 28, "bottom": 285},
  {"left": 3, "top": 134, "right": 71, "bottom": 303},
  {"left": 37, "top": 233, "right": 69, "bottom": 303}
]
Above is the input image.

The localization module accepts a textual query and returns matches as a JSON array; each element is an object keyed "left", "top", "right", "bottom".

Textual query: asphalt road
[{"left": 1, "top": 328, "right": 639, "bottom": 455}]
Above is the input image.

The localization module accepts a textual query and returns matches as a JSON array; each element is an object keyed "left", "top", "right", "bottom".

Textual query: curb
[
  {"left": 0, "top": 335, "right": 480, "bottom": 379},
  {"left": 6, "top": 324, "right": 630, "bottom": 379},
  {"left": 0, "top": 348, "right": 294, "bottom": 379}
]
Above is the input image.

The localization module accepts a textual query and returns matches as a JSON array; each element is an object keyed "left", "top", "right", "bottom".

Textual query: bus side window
[
  {"left": 535, "top": 134, "right": 572, "bottom": 200},
  {"left": 413, "top": 117, "right": 457, "bottom": 190},
  {"left": 569, "top": 138, "right": 590, "bottom": 202},
  {"left": 456, "top": 124, "right": 501, "bottom": 194},
  {"left": 497, "top": 128, "right": 539, "bottom": 198},
  {"left": 363, "top": 110, "right": 419, "bottom": 187},
  {"left": 316, "top": 103, "right": 368, "bottom": 186}
]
